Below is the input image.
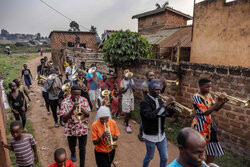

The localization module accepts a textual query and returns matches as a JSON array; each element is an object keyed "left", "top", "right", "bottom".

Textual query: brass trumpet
[
  {"left": 62, "top": 82, "right": 71, "bottom": 97},
  {"left": 104, "top": 123, "right": 118, "bottom": 150},
  {"left": 48, "top": 60, "right": 53, "bottom": 67},
  {"left": 102, "top": 89, "right": 110, "bottom": 106},
  {"left": 158, "top": 94, "right": 193, "bottom": 115},
  {"left": 125, "top": 72, "right": 133, "bottom": 78},
  {"left": 75, "top": 98, "right": 85, "bottom": 120},
  {"left": 213, "top": 91, "right": 249, "bottom": 107},
  {"left": 166, "top": 79, "right": 179, "bottom": 86}
]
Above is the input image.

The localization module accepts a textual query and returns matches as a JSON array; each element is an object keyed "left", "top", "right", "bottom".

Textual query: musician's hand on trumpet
[{"left": 163, "top": 97, "right": 175, "bottom": 108}]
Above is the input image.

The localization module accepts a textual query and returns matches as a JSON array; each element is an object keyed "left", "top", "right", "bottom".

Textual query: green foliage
[{"left": 102, "top": 30, "right": 153, "bottom": 67}]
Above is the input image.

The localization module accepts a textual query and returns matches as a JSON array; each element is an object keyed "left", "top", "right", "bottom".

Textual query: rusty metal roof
[
  {"left": 143, "top": 28, "right": 179, "bottom": 45},
  {"left": 49, "top": 30, "right": 95, "bottom": 38},
  {"left": 132, "top": 6, "right": 192, "bottom": 20},
  {"left": 160, "top": 26, "right": 192, "bottom": 47}
]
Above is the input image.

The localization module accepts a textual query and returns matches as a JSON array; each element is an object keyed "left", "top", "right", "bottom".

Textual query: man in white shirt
[{"left": 66, "top": 60, "right": 73, "bottom": 81}]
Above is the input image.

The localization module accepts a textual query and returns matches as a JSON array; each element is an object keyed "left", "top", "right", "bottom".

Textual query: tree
[
  {"left": 102, "top": 30, "right": 153, "bottom": 68},
  {"left": 69, "top": 21, "right": 80, "bottom": 31},
  {"left": 36, "top": 33, "right": 41, "bottom": 41}
]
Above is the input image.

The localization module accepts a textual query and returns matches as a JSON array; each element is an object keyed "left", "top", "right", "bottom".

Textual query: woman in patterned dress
[{"left": 191, "top": 78, "right": 227, "bottom": 164}]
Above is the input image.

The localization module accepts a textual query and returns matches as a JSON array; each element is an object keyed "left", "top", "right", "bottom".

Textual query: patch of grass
[
  {"left": 6, "top": 119, "right": 42, "bottom": 167},
  {"left": 0, "top": 53, "right": 36, "bottom": 91},
  {"left": 130, "top": 101, "right": 250, "bottom": 167},
  {"left": 0, "top": 44, "right": 50, "bottom": 54}
]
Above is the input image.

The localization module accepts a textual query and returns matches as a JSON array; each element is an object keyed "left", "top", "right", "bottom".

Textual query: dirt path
[{"left": 26, "top": 53, "right": 178, "bottom": 167}]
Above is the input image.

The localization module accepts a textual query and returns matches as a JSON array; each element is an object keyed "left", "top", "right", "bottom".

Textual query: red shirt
[{"left": 48, "top": 159, "right": 75, "bottom": 167}]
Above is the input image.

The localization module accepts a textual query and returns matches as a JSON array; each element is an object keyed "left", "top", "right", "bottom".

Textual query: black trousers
[
  {"left": 67, "top": 135, "right": 87, "bottom": 167},
  {"left": 49, "top": 99, "right": 59, "bottom": 123},
  {"left": 95, "top": 149, "right": 116, "bottom": 167},
  {"left": 13, "top": 109, "right": 26, "bottom": 128}
]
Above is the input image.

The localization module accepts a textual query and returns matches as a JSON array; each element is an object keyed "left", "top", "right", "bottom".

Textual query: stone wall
[
  {"left": 191, "top": 0, "right": 250, "bottom": 67},
  {"left": 120, "top": 58, "right": 250, "bottom": 158},
  {"left": 0, "top": 86, "right": 11, "bottom": 167}
]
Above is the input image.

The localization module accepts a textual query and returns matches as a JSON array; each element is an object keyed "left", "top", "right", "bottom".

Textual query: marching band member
[
  {"left": 92, "top": 106, "right": 120, "bottom": 167},
  {"left": 86, "top": 64, "right": 103, "bottom": 111},
  {"left": 60, "top": 85, "right": 91, "bottom": 167},
  {"left": 120, "top": 69, "right": 135, "bottom": 133},
  {"left": 140, "top": 79, "right": 175, "bottom": 167},
  {"left": 65, "top": 60, "right": 74, "bottom": 81},
  {"left": 37, "top": 58, "right": 50, "bottom": 115},
  {"left": 45, "top": 69, "right": 62, "bottom": 127},
  {"left": 48, "top": 148, "right": 75, "bottom": 167},
  {"left": 191, "top": 78, "right": 225, "bottom": 164}
]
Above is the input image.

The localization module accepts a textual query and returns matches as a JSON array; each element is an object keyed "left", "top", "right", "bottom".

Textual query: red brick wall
[
  {"left": 118, "top": 58, "right": 250, "bottom": 158},
  {"left": 165, "top": 11, "right": 187, "bottom": 29},
  {"left": 191, "top": 0, "right": 250, "bottom": 67},
  {"left": 50, "top": 32, "right": 96, "bottom": 50}
]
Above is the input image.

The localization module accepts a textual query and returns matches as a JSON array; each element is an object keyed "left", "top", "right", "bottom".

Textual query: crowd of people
[{"left": 1, "top": 55, "right": 228, "bottom": 167}]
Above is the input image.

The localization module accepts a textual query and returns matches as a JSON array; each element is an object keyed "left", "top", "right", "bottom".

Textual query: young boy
[
  {"left": 48, "top": 148, "right": 75, "bottom": 167},
  {"left": 8, "top": 82, "right": 27, "bottom": 128},
  {"left": 1, "top": 121, "right": 38, "bottom": 167},
  {"left": 110, "top": 90, "right": 120, "bottom": 118},
  {"left": 21, "top": 64, "right": 33, "bottom": 89}
]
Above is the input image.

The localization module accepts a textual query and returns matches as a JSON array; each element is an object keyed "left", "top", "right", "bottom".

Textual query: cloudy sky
[{"left": 0, "top": 0, "right": 204, "bottom": 37}]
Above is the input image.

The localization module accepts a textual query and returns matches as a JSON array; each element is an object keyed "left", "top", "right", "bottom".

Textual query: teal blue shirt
[{"left": 168, "top": 159, "right": 205, "bottom": 167}]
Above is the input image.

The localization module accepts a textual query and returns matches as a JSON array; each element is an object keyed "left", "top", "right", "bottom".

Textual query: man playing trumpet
[
  {"left": 191, "top": 78, "right": 226, "bottom": 164},
  {"left": 92, "top": 106, "right": 120, "bottom": 167},
  {"left": 60, "top": 85, "right": 91, "bottom": 167}
]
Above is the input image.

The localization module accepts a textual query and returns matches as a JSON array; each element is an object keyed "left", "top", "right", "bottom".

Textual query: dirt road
[{"left": 26, "top": 53, "right": 178, "bottom": 167}]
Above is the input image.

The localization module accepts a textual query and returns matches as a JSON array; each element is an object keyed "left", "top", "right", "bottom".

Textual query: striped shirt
[{"left": 10, "top": 134, "right": 36, "bottom": 166}]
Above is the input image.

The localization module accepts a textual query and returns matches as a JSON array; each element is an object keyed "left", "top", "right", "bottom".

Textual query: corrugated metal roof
[
  {"left": 160, "top": 26, "right": 192, "bottom": 47},
  {"left": 132, "top": 6, "right": 192, "bottom": 20},
  {"left": 49, "top": 30, "right": 95, "bottom": 38},
  {"left": 143, "top": 28, "right": 180, "bottom": 45}
]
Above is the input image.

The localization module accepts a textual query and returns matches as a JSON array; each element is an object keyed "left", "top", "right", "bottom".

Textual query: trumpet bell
[
  {"left": 75, "top": 113, "right": 85, "bottom": 120},
  {"left": 62, "top": 82, "right": 71, "bottom": 91},
  {"left": 48, "top": 74, "right": 57, "bottom": 80},
  {"left": 88, "top": 67, "right": 96, "bottom": 73},
  {"left": 125, "top": 72, "right": 133, "bottom": 78},
  {"left": 48, "top": 60, "right": 53, "bottom": 66},
  {"left": 109, "top": 143, "right": 118, "bottom": 150},
  {"left": 102, "top": 89, "right": 110, "bottom": 96}
]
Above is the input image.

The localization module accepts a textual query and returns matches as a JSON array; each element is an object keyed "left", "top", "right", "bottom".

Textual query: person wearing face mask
[
  {"left": 48, "top": 148, "right": 75, "bottom": 167},
  {"left": 92, "top": 106, "right": 120, "bottom": 167},
  {"left": 60, "top": 85, "right": 91, "bottom": 167},
  {"left": 168, "top": 127, "right": 207, "bottom": 167},
  {"left": 191, "top": 78, "right": 226, "bottom": 164},
  {"left": 140, "top": 79, "right": 175, "bottom": 167}
]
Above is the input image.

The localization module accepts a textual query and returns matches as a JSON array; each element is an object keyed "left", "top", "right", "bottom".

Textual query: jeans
[
  {"left": 67, "top": 135, "right": 87, "bottom": 167},
  {"left": 143, "top": 137, "right": 168, "bottom": 167},
  {"left": 94, "top": 149, "right": 115, "bottom": 167},
  {"left": 13, "top": 110, "right": 26, "bottom": 128},
  {"left": 49, "top": 99, "right": 59, "bottom": 123}
]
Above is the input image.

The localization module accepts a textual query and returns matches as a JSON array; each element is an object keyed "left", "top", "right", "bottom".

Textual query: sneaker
[
  {"left": 60, "top": 121, "right": 65, "bottom": 127},
  {"left": 138, "top": 134, "right": 145, "bottom": 142},
  {"left": 54, "top": 123, "right": 60, "bottom": 128},
  {"left": 71, "top": 153, "right": 77, "bottom": 162},
  {"left": 126, "top": 126, "right": 132, "bottom": 133}
]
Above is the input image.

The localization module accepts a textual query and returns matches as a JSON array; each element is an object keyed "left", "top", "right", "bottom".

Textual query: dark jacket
[{"left": 140, "top": 95, "right": 174, "bottom": 135}]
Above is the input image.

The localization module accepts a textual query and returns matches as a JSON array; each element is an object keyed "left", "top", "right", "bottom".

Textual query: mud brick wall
[
  {"left": 191, "top": 0, "right": 250, "bottom": 67},
  {"left": 0, "top": 86, "right": 11, "bottom": 166},
  {"left": 51, "top": 48, "right": 115, "bottom": 78},
  {"left": 119, "top": 58, "right": 250, "bottom": 158}
]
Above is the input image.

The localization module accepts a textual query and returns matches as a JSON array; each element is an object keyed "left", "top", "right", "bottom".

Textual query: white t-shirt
[
  {"left": 120, "top": 79, "right": 134, "bottom": 99},
  {"left": 66, "top": 66, "right": 73, "bottom": 81}
]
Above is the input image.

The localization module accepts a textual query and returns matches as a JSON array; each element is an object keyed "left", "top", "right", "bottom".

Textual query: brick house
[
  {"left": 132, "top": 5, "right": 192, "bottom": 61},
  {"left": 49, "top": 31, "right": 96, "bottom": 50},
  {"left": 132, "top": 6, "right": 192, "bottom": 35}
]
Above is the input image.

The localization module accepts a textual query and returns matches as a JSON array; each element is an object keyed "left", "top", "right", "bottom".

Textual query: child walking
[
  {"left": 21, "top": 64, "right": 33, "bottom": 89},
  {"left": 1, "top": 121, "right": 38, "bottom": 167},
  {"left": 111, "top": 90, "right": 120, "bottom": 118},
  {"left": 7, "top": 82, "right": 27, "bottom": 129}
]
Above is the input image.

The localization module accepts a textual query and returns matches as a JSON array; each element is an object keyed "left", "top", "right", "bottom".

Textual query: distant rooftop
[
  {"left": 132, "top": 6, "right": 192, "bottom": 20},
  {"left": 49, "top": 30, "right": 95, "bottom": 38}
]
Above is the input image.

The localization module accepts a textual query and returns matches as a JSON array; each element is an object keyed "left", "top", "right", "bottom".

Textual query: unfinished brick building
[
  {"left": 49, "top": 31, "right": 96, "bottom": 50},
  {"left": 132, "top": 6, "right": 192, "bottom": 34},
  {"left": 191, "top": 0, "right": 250, "bottom": 67}
]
